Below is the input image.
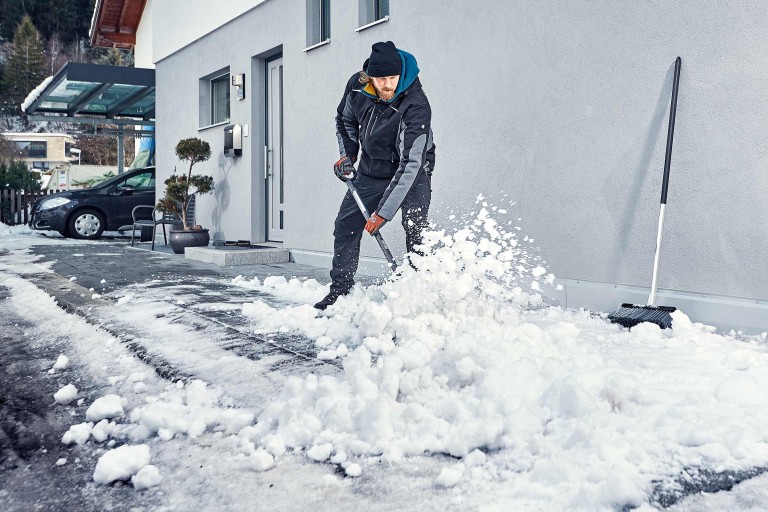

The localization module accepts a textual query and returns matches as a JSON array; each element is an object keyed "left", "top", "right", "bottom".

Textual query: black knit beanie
[{"left": 367, "top": 41, "right": 401, "bottom": 77}]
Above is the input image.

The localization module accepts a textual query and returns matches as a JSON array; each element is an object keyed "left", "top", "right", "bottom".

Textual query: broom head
[{"left": 608, "top": 303, "right": 677, "bottom": 329}]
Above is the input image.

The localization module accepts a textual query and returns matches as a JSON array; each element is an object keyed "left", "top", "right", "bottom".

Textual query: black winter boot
[{"left": 314, "top": 290, "right": 347, "bottom": 310}]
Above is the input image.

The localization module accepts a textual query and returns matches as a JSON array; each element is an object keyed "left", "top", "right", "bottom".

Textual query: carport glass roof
[{"left": 25, "top": 63, "right": 155, "bottom": 121}]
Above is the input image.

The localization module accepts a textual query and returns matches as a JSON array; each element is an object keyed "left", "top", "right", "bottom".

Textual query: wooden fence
[{"left": 0, "top": 189, "right": 55, "bottom": 226}]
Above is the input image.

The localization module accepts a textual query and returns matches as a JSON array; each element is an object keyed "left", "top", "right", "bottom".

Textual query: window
[
  {"left": 14, "top": 141, "right": 47, "bottom": 158},
  {"left": 306, "top": 0, "right": 331, "bottom": 48},
  {"left": 358, "top": 0, "right": 389, "bottom": 28},
  {"left": 32, "top": 161, "right": 50, "bottom": 170},
  {"left": 211, "top": 74, "right": 230, "bottom": 125},
  {"left": 121, "top": 171, "right": 155, "bottom": 191},
  {"left": 199, "top": 68, "right": 231, "bottom": 128}
]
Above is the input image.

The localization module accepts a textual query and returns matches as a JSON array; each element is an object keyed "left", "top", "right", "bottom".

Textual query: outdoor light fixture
[{"left": 231, "top": 73, "right": 245, "bottom": 100}]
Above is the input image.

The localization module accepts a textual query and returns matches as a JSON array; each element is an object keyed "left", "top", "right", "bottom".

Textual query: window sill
[
  {"left": 303, "top": 39, "right": 330, "bottom": 52},
  {"left": 198, "top": 120, "right": 230, "bottom": 132},
  {"left": 355, "top": 16, "right": 389, "bottom": 32}
]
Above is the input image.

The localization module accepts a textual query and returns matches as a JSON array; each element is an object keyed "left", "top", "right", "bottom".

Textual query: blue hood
[{"left": 362, "top": 49, "right": 419, "bottom": 103}]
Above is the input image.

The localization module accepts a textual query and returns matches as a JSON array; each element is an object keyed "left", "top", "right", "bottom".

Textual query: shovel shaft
[{"left": 345, "top": 180, "right": 398, "bottom": 270}]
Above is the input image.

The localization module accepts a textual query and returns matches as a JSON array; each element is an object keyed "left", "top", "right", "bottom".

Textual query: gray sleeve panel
[
  {"left": 377, "top": 131, "right": 428, "bottom": 220},
  {"left": 336, "top": 96, "right": 359, "bottom": 158}
]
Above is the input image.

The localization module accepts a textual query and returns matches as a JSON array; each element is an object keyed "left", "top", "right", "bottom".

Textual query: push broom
[{"left": 609, "top": 57, "right": 681, "bottom": 330}]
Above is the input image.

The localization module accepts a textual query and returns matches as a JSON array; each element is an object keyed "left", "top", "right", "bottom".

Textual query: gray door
[{"left": 266, "top": 58, "right": 284, "bottom": 241}]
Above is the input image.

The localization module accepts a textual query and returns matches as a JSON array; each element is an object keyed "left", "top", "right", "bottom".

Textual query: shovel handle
[
  {"left": 345, "top": 180, "right": 398, "bottom": 270},
  {"left": 661, "top": 57, "right": 681, "bottom": 205}
]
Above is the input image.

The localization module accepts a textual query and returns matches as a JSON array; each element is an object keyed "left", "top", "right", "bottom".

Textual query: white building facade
[{"left": 143, "top": 1, "right": 768, "bottom": 332}]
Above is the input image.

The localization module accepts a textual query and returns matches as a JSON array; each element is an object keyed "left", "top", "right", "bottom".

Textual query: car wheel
[{"left": 68, "top": 209, "right": 105, "bottom": 240}]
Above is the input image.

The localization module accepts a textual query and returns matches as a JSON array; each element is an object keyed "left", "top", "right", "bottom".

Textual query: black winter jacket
[{"left": 335, "top": 50, "right": 435, "bottom": 220}]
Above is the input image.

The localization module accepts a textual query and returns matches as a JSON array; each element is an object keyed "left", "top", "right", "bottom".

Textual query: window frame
[
  {"left": 304, "top": 0, "right": 331, "bottom": 51},
  {"left": 357, "top": 0, "right": 389, "bottom": 31},
  {"left": 198, "top": 67, "right": 231, "bottom": 130},
  {"left": 210, "top": 73, "right": 231, "bottom": 126},
  {"left": 15, "top": 140, "right": 48, "bottom": 159}
]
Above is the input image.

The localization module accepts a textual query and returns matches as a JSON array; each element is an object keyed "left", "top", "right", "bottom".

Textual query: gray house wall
[{"left": 155, "top": 1, "right": 768, "bottom": 330}]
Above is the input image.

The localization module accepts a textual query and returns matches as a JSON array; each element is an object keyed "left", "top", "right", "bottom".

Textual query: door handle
[{"left": 264, "top": 145, "right": 270, "bottom": 179}]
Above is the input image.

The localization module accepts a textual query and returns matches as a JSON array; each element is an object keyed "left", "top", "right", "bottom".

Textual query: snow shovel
[
  {"left": 345, "top": 180, "right": 398, "bottom": 270},
  {"left": 609, "top": 57, "right": 681, "bottom": 330}
]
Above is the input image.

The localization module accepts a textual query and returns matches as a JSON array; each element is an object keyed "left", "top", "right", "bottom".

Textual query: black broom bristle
[{"left": 608, "top": 303, "right": 677, "bottom": 330}]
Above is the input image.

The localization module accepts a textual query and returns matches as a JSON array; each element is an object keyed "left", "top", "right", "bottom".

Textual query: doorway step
[{"left": 184, "top": 246, "right": 289, "bottom": 266}]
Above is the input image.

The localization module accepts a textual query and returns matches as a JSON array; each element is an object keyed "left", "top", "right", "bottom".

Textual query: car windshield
[{"left": 95, "top": 167, "right": 155, "bottom": 189}]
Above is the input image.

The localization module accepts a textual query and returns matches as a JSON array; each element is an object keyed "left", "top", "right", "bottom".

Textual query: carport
[{"left": 22, "top": 62, "right": 155, "bottom": 174}]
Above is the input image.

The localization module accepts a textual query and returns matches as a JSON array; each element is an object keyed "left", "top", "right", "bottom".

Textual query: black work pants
[{"left": 330, "top": 170, "right": 431, "bottom": 294}]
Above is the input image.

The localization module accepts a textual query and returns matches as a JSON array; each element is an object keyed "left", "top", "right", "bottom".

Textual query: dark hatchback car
[{"left": 29, "top": 167, "right": 156, "bottom": 240}]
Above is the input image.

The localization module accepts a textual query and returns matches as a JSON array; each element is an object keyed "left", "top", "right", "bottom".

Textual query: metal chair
[{"left": 130, "top": 205, "right": 180, "bottom": 250}]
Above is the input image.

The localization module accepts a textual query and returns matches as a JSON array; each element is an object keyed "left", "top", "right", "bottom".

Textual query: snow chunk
[
  {"left": 92, "top": 419, "right": 117, "bottom": 442},
  {"left": 131, "top": 465, "right": 163, "bottom": 489},
  {"left": 464, "top": 449, "right": 487, "bottom": 467},
  {"left": 307, "top": 443, "right": 333, "bottom": 462},
  {"left": 436, "top": 464, "right": 464, "bottom": 487},
  {"left": 52, "top": 355, "right": 70, "bottom": 371},
  {"left": 86, "top": 395, "right": 125, "bottom": 422},
  {"left": 54, "top": 384, "right": 78, "bottom": 405},
  {"left": 345, "top": 463, "right": 362, "bottom": 477},
  {"left": 117, "top": 295, "right": 134, "bottom": 305},
  {"left": 250, "top": 448, "right": 274, "bottom": 471},
  {"left": 62, "top": 422, "right": 93, "bottom": 445},
  {"left": 55, "top": 458, "right": 67, "bottom": 466},
  {"left": 93, "top": 444, "right": 151, "bottom": 484}
]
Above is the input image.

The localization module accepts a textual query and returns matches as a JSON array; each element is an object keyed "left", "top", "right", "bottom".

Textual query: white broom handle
[{"left": 648, "top": 204, "right": 666, "bottom": 306}]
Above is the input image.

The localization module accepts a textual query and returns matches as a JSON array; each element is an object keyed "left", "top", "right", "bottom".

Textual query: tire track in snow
[{"left": 27, "top": 273, "right": 338, "bottom": 412}]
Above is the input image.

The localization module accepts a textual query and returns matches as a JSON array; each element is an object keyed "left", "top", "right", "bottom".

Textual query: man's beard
[{"left": 374, "top": 85, "right": 395, "bottom": 101}]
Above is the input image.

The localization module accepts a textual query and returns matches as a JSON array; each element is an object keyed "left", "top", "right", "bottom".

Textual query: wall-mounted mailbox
[{"left": 224, "top": 124, "right": 242, "bottom": 157}]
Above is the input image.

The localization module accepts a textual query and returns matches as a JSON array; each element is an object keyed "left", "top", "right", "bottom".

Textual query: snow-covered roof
[{"left": 21, "top": 76, "right": 53, "bottom": 113}]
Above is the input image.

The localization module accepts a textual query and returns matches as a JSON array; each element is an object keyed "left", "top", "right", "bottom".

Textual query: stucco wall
[
  {"left": 152, "top": 0, "right": 266, "bottom": 64},
  {"left": 134, "top": 0, "right": 154, "bottom": 68},
  {"left": 155, "top": 0, "right": 768, "bottom": 302}
]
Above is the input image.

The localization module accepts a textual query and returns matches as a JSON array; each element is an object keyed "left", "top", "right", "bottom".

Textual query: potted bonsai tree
[{"left": 158, "top": 137, "right": 215, "bottom": 254}]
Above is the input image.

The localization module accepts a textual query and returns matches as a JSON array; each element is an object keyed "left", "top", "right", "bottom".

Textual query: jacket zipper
[{"left": 364, "top": 107, "right": 380, "bottom": 153}]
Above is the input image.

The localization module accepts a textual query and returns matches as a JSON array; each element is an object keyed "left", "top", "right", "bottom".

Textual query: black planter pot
[{"left": 169, "top": 229, "right": 210, "bottom": 254}]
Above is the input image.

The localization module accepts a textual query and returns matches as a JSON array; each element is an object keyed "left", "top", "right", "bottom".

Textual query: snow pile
[
  {"left": 54, "top": 384, "right": 78, "bottom": 405},
  {"left": 239, "top": 206, "right": 768, "bottom": 509},
  {"left": 232, "top": 274, "right": 326, "bottom": 305},
  {"left": 0, "top": 223, "right": 34, "bottom": 237},
  {"left": 242, "top": 206, "right": 547, "bottom": 349},
  {"left": 128, "top": 380, "right": 254, "bottom": 442},
  {"left": 93, "top": 444, "right": 151, "bottom": 484}
]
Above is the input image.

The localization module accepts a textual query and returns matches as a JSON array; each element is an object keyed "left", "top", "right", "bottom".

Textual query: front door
[{"left": 266, "top": 57, "right": 284, "bottom": 241}]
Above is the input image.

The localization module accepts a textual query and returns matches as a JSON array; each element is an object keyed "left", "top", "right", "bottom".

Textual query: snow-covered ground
[{"left": 1, "top": 208, "right": 768, "bottom": 511}]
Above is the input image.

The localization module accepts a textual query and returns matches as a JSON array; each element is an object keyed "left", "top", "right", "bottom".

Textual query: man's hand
[
  {"left": 365, "top": 213, "right": 387, "bottom": 235},
  {"left": 333, "top": 156, "right": 356, "bottom": 182}
]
